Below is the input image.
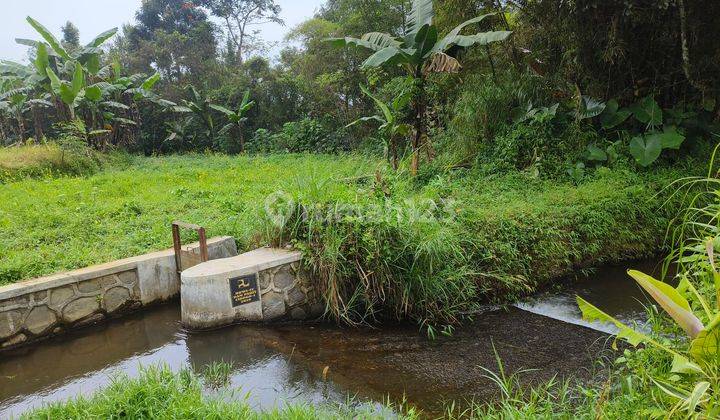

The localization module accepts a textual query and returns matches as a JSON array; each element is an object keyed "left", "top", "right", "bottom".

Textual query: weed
[{"left": 200, "top": 361, "right": 234, "bottom": 389}]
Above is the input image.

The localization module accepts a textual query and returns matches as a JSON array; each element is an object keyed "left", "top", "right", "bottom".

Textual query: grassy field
[
  {"left": 0, "top": 153, "right": 375, "bottom": 284},
  {"left": 0, "top": 151, "right": 697, "bottom": 326}
]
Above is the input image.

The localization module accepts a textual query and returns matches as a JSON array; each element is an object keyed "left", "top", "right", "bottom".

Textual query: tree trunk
[
  {"left": 0, "top": 118, "right": 7, "bottom": 144},
  {"left": 678, "top": 0, "right": 704, "bottom": 93},
  {"left": 238, "top": 127, "right": 244, "bottom": 153},
  {"left": 32, "top": 106, "right": 44, "bottom": 141},
  {"left": 411, "top": 77, "right": 425, "bottom": 177},
  {"left": 131, "top": 100, "right": 141, "bottom": 148},
  {"left": 67, "top": 106, "right": 75, "bottom": 123},
  {"left": 16, "top": 114, "right": 25, "bottom": 142}
]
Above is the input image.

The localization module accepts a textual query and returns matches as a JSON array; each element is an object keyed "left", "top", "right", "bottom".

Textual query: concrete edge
[
  {"left": 0, "top": 236, "right": 235, "bottom": 300},
  {"left": 226, "top": 250, "right": 303, "bottom": 278},
  {"left": 181, "top": 247, "right": 303, "bottom": 280}
]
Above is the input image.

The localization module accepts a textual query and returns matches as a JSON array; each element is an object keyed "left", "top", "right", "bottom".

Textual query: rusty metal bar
[
  {"left": 172, "top": 223, "right": 182, "bottom": 277},
  {"left": 198, "top": 227, "right": 209, "bottom": 262},
  {"left": 172, "top": 221, "right": 209, "bottom": 279}
]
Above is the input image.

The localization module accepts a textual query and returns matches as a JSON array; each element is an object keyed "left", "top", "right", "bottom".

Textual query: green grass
[
  {"left": 0, "top": 153, "right": 697, "bottom": 327},
  {"left": 0, "top": 154, "right": 375, "bottom": 285},
  {"left": 0, "top": 143, "right": 108, "bottom": 183},
  {"left": 23, "top": 365, "right": 418, "bottom": 419}
]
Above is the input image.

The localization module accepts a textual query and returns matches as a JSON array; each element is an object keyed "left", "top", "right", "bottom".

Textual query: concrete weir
[
  {"left": 0, "top": 237, "right": 237, "bottom": 351},
  {"left": 181, "top": 247, "right": 322, "bottom": 330}
]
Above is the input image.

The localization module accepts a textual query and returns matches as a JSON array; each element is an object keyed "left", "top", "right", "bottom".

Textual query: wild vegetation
[
  {"left": 2, "top": 0, "right": 720, "bottom": 418},
  {"left": 0, "top": 153, "right": 695, "bottom": 330}
]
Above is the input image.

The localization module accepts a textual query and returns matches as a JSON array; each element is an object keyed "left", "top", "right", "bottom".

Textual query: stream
[{"left": 0, "top": 260, "right": 661, "bottom": 417}]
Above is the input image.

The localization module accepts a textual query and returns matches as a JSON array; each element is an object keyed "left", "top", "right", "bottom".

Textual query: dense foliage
[{"left": 0, "top": 0, "right": 715, "bottom": 173}]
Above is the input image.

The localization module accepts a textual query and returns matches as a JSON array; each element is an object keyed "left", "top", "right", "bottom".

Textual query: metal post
[{"left": 172, "top": 221, "right": 210, "bottom": 279}]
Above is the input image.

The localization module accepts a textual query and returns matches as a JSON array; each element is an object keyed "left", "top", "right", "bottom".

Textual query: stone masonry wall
[
  {"left": 0, "top": 269, "right": 142, "bottom": 350},
  {"left": 258, "top": 261, "right": 323, "bottom": 322},
  {"left": 0, "top": 236, "right": 237, "bottom": 351}
]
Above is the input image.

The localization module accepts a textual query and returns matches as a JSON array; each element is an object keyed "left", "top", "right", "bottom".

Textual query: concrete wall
[
  {"left": 181, "top": 248, "right": 322, "bottom": 330},
  {"left": 0, "top": 237, "right": 237, "bottom": 351}
]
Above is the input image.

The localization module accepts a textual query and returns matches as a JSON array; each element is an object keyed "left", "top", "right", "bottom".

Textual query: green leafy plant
[
  {"left": 578, "top": 235, "right": 720, "bottom": 417},
  {"left": 600, "top": 99, "right": 632, "bottom": 129},
  {"left": 575, "top": 94, "right": 606, "bottom": 121},
  {"left": 329, "top": 1, "right": 511, "bottom": 175},
  {"left": 600, "top": 96, "right": 689, "bottom": 167},
  {"left": 347, "top": 85, "right": 411, "bottom": 169},
  {"left": 210, "top": 90, "right": 255, "bottom": 153},
  {"left": 566, "top": 162, "right": 585, "bottom": 184},
  {"left": 175, "top": 86, "right": 217, "bottom": 142}
]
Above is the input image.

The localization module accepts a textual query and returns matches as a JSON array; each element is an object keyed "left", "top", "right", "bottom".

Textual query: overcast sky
[{"left": 1, "top": 0, "right": 325, "bottom": 63}]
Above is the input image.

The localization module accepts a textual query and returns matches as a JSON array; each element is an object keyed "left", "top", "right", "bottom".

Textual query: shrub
[
  {"left": 478, "top": 119, "right": 602, "bottom": 179},
  {"left": 276, "top": 118, "right": 348, "bottom": 153},
  {"left": 247, "top": 119, "right": 350, "bottom": 154},
  {"left": 448, "top": 72, "right": 553, "bottom": 160},
  {"left": 246, "top": 128, "right": 274, "bottom": 153}
]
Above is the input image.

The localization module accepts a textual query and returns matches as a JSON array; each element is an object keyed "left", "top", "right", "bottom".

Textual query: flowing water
[
  {"left": 0, "top": 260, "right": 661, "bottom": 417},
  {"left": 516, "top": 259, "right": 664, "bottom": 333}
]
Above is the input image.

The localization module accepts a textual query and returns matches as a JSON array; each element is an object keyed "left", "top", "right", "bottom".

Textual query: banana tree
[
  {"left": 46, "top": 63, "right": 86, "bottom": 120},
  {"left": 24, "top": 17, "right": 117, "bottom": 75},
  {"left": 0, "top": 73, "right": 54, "bottom": 142},
  {"left": 22, "top": 17, "right": 117, "bottom": 121},
  {"left": 163, "top": 118, "right": 197, "bottom": 150},
  {"left": 210, "top": 90, "right": 255, "bottom": 153},
  {"left": 0, "top": 91, "right": 53, "bottom": 143},
  {"left": 175, "top": 86, "right": 216, "bottom": 142},
  {"left": 0, "top": 85, "right": 29, "bottom": 141},
  {"left": 347, "top": 85, "right": 411, "bottom": 169},
  {"left": 329, "top": 0, "right": 511, "bottom": 175}
]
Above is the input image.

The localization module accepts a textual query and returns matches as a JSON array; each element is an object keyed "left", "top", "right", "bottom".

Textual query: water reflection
[{"left": 0, "top": 260, "right": 651, "bottom": 417}]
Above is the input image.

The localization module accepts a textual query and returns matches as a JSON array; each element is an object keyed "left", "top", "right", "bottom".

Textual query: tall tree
[
  {"left": 200, "top": 0, "right": 283, "bottom": 64},
  {"left": 61, "top": 21, "right": 81, "bottom": 51},
  {"left": 330, "top": 0, "right": 511, "bottom": 175},
  {"left": 223, "top": 37, "right": 238, "bottom": 66},
  {"left": 123, "top": 0, "right": 218, "bottom": 82}
]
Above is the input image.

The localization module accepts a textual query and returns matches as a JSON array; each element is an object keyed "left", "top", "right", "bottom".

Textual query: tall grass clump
[
  {"left": 265, "top": 173, "right": 481, "bottom": 329},
  {"left": 200, "top": 361, "right": 234, "bottom": 389}
]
